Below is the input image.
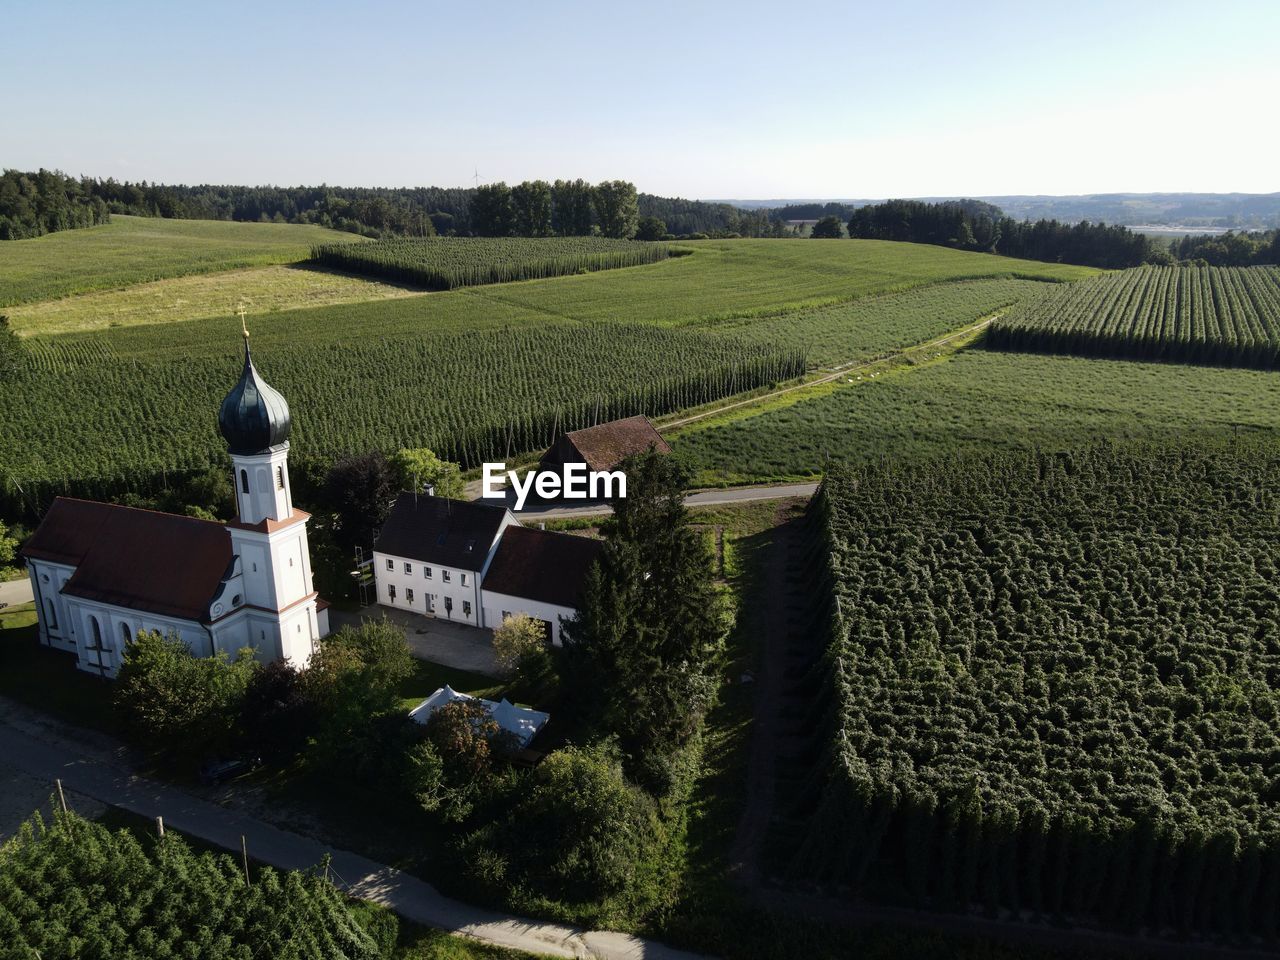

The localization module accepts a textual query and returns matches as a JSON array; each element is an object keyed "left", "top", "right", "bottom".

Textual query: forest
[
  {"left": 791, "top": 441, "right": 1280, "bottom": 940},
  {"left": 846, "top": 199, "right": 1157, "bottom": 269},
  {"left": 1171, "top": 229, "right": 1280, "bottom": 267},
  {"left": 0, "top": 167, "right": 767, "bottom": 240}
]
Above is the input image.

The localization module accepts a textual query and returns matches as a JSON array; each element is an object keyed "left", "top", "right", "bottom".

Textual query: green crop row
[
  {"left": 986, "top": 264, "right": 1280, "bottom": 369},
  {"left": 310, "top": 236, "right": 674, "bottom": 290}
]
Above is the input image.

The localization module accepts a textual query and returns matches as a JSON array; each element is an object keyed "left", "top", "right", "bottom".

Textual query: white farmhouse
[
  {"left": 21, "top": 332, "right": 330, "bottom": 676},
  {"left": 373, "top": 493, "right": 602, "bottom": 645}
]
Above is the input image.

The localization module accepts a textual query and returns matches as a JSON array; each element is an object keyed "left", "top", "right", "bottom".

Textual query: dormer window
[{"left": 465, "top": 539, "right": 475, "bottom": 553}]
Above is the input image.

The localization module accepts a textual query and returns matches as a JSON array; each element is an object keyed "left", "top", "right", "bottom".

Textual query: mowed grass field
[
  {"left": 674, "top": 349, "right": 1280, "bottom": 483},
  {"left": 0, "top": 215, "right": 366, "bottom": 306},
  {"left": 6, "top": 264, "right": 421, "bottom": 336}
]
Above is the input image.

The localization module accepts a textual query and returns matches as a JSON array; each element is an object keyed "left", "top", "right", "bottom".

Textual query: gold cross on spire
[{"left": 238, "top": 306, "right": 249, "bottom": 340}]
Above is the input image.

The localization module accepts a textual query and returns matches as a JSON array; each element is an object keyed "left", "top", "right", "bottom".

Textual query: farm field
[
  {"left": 794, "top": 442, "right": 1280, "bottom": 939},
  {"left": 4, "top": 264, "right": 420, "bottom": 336},
  {"left": 673, "top": 350, "right": 1280, "bottom": 483},
  {"left": 2, "top": 324, "right": 803, "bottom": 519},
  {"left": 704, "top": 277, "right": 1046, "bottom": 367},
  {"left": 0, "top": 215, "right": 366, "bottom": 306},
  {"left": 19, "top": 238, "right": 1096, "bottom": 364},
  {"left": 312, "top": 235, "right": 674, "bottom": 290},
  {"left": 987, "top": 264, "right": 1280, "bottom": 369}
]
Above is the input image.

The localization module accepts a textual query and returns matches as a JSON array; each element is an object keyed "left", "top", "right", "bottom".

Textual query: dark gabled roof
[
  {"left": 482, "top": 525, "right": 604, "bottom": 609},
  {"left": 24, "top": 498, "right": 232, "bottom": 622},
  {"left": 374, "top": 493, "right": 508, "bottom": 570},
  {"left": 556, "top": 416, "right": 671, "bottom": 472}
]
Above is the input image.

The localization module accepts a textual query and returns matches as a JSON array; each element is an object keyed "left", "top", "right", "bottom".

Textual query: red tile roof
[
  {"left": 482, "top": 526, "right": 603, "bottom": 609},
  {"left": 23, "top": 498, "right": 233, "bottom": 623},
  {"left": 548, "top": 416, "right": 671, "bottom": 473}
]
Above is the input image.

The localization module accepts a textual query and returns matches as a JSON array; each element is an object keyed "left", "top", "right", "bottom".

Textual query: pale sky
[{"left": 4, "top": 0, "right": 1277, "bottom": 199}]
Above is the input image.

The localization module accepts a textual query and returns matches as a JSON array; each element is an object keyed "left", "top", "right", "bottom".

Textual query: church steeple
[
  {"left": 219, "top": 322, "right": 294, "bottom": 526},
  {"left": 218, "top": 313, "right": 292, "bottom": 456}
]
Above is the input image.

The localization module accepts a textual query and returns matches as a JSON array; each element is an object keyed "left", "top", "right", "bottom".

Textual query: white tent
[{"left": 409, "top": 685, "right": 549, "bottom": 749}]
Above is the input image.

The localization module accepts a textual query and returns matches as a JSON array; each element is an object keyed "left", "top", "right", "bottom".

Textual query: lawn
[
  {"left": 6, "top": 264, "right": 421, "bottom": 336},
  {"left": 0, "top": 215, "right": 366, "bottom": 306},
  {"left": 0, "top": 603, "right": 116, "bottom": 729},
  {"left": 674, "top": 349, "right": 1280, "bottom": 483}
]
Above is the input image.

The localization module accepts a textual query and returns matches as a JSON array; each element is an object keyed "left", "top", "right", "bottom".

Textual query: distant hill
[{"left": 712, "top": 193, "right": 1280, "bottom": 229}]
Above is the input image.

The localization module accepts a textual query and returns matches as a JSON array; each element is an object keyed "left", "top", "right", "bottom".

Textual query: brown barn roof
[
  {"left": 23, "top": 498, "right": 233, "bottom": 622},
  {"left": 482, "top": 526, "right": 603, "bottom": 609},
  {"left": 556, "top": 416, "right": 671, "bottom": 472},
  {"left": 374, "top": 493, "right": 509, "bottom": 571}
]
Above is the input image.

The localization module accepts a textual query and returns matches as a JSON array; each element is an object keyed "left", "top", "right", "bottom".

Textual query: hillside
[{"left": 0, "top": 214, "right": 366, "bottom": 306}]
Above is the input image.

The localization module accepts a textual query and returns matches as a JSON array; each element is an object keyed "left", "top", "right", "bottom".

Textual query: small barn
[{"left": 540, "top": 415, "right": 671, "bottom": 475}]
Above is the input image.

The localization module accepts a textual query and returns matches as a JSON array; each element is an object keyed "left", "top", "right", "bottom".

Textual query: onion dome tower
[{"left": 219, "top": 314, "right": 295, "bottom": 525}]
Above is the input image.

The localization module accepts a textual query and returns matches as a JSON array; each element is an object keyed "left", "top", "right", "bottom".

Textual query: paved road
[
  {"left": 0, "top": 702, "right": 704, "bottom": 960},
  {"left": 0, "top": 577, "right": 34, "bottom": 608},
  {"left": 481, "top": 482, "right": 818, "bottom": 520}
]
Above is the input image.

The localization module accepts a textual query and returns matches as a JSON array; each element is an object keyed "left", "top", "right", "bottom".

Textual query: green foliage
[
  {"left": 809, "top": 216, "right": 843, "bottom": 239},
  {"left": 391, "top": 448, "right": 465, "bottom": 499},
  {"left": 551, "top": 179, "right": 594, "bottom": 236},
  {"left": 988, "top": 264, "right": 1280, "bottom": 369},
  {"left": 509, "top": 180, "right": 553, "bottom": 237},
  {"left": 634, "top": 216, "right": 667, "bottom": 241},
  {"left": 469, "top": 183, "right": 514, "bottom": 237},
  {"left": 491, "top": 612, "right": 550, "bottom": 678},
  {"left": 458, "top": 745, "right": 665, "bottom": 918},
  {"left": 0, "top": 517, "right": 15, "bottom": 567},
  {"left": 0, "top": 809, "right": 387, "bottom": 959},
  {"left": 306, "top": 619, "right": 416, "bottom": 773},
  {"left": 114, "top": 631, "right": 259, "bottom": 763},
  {"left": 412, "top": 699, "right": 517, "bottom": 822},
  {"left": 0, "top": 214, "right": 364, "bottom": 307},
  {"left": 560, "top": 450, "right": 726, "bottom": 789},
  {"left": 2, "top": 324, "right": 803, "bottom": 523},
  {"left": 310, "top": 236, "right": 671, "bottom": 291},
  {"left": 0, "top": 168, "right": 110, "bottom": 240},
  {"left": 796, "top": 441, "right": 1280, "bottom": 937},
  {"left": 676, "top": 349, "right": 1280, "bottom": 483},
  {"left": 592, "top": 180, "right": 639, "bottom": 239}
]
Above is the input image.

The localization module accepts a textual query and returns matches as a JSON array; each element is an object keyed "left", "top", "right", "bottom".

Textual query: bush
[
  {"left": 411, "top": 699, "right": 518, "bottom": 822},
  {"left": 114, "top": 631, "right": 258, "bottom": 764},
  {"left": 491, "top": 612, "right": 550, "bottom": 680},
  {"left": 458, "top": 745, "right": 666, "bottom": 918}
]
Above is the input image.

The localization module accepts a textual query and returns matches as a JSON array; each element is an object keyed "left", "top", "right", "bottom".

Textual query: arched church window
[
  {"left": 121, "top": 622, "right": 131, "bottom": 646},
  {"left": 90, "top": 616, "right": 103, "bottom": 648},
  {"left": 45, "top": 599, "right": 57, "bottom": 630},
  {"left": 241, "top": 470, "right": 249, "bottom": 494}
]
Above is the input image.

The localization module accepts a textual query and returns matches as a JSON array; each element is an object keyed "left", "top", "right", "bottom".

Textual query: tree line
[
  {"left": 0, "top": 167, "right": 772, "bottom": 240},
  {"left": 0, "top": 169, "right": 111, "bottom": 239},
  {"left": 1171, "top": 229, "right": 1280, "bottom": 267},
  {"left": 840, "top": 199, "right": 1156, "bottom": 268}
]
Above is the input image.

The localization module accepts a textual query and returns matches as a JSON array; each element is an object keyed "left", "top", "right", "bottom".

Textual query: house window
[
  {"left": 444, "top": 596, "right": 453, "bottom": 614},
  {"left": 388, "top": 584, "right": 396, "bottom": 602},
  {"left": 426, "top": 594, "right": 436, "bottom": 612},
  {"left": 240, "top": 470, "right": 249, "bottom": 494},
  {"left": 463, "top": 601, "right": 472, "bottom": 617},
  {"left": 461, "top": 573, "right": 469, "bottom": 587},
  {"left": 276, "top": 466, "right": 285, "bottom": 490},
  {"left": 406, "top": 588, "right": 415, "bottom": 605},
  {"left": 502, "top": 610, "right": 512, "bottom": 621},
  {"left": 442, "top": 570, "right": 452, "bottom": 583},
  {"left": 386, "top": 559, "right": 394, "bottom": 571},
  {"left": 404, "top": 562, "right": 412, "bottom": 574},
  {"left": 424, "top": 566, "right": 432, "bottom": 579}
]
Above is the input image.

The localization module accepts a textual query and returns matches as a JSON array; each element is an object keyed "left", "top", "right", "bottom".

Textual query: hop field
[
  {"left": 310, "top": 236, "right": 674, "bottom": 290},
  {"left": 1, "top": 323, "right": 803, "bottom": 520},
  {"left": 986, "top": 264, "right": 1280, "bottom": 369},
  {"left": 795, "top": 442, "right": 1280, "bottom": 938}
]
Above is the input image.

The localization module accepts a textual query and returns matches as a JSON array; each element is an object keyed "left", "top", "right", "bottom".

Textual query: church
[{"left": 21, "top": 331, "right": 330, "bottom": 677}]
